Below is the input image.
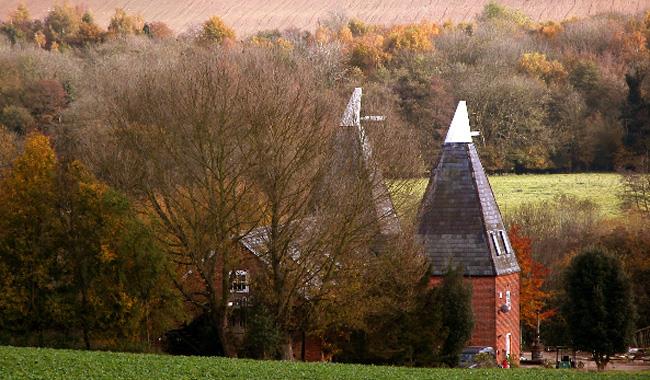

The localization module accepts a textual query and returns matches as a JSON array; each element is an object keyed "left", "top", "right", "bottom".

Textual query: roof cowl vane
[{"left": 444, "top": 101, "right": 480, "bottom": 144}]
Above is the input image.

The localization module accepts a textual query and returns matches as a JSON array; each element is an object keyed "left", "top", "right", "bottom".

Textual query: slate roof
[{"left": 416, "top": 102, "right": 520, "bottom": 276}]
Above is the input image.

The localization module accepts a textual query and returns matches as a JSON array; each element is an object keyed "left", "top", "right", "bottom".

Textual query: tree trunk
[
  {"left": 80, "top": 275, "right": 91, "bottom": 350},
  {"left": 217, "top": 311, "right": 237, "bottom": 357},
  {"left": 280, "top": 334, "right": 294, "bottom": 361}
]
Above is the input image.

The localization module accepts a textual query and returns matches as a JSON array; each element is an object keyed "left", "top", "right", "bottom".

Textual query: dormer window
[
  {"left": 498, "top": 230, "right": 513, "bottom": 255},
  {"left": 230, "top": 270, "right": 249, "bottom": 293},
  {"left": 490, "top": 231, "right": 502, "bottom": 256}
]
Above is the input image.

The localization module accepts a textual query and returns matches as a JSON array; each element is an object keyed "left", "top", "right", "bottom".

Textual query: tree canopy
[{"left": 562, "top": 247, "right": 635, "bottom": 370}]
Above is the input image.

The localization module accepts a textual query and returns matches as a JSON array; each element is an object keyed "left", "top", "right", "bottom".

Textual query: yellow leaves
[
  {"left": 385, "top": 22, "right": 439, "bottom": 53},
  {"left": 108, "top": 8, "right": 145, "bottom": 37},
  {"left": 250, "top": 35, "right": 294, "bottom": 51},
  {"left": 34, "top": 31, "right": 46, "bottom": 48},
  {"left": 200, "top": 16, "right": 235, "bottom": 45},
  {"left": 349, "top": 33, "right": 388, "bottom": 71},
  {"left": 10, "top": 4, "right": 31, "bottom": 24},
  {"left": 518, "top": 52, "right": 568, "bottom": 84},
  {"left": 100, "top": 244, "right": 117, "bottom": 263},
  {"left": 3, "top": 133, "right": 57, "bottom": 199}
]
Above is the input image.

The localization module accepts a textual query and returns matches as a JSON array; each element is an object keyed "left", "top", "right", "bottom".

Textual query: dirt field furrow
[{"left": 1, "top": 0, "right": 649, "bottom": 36}]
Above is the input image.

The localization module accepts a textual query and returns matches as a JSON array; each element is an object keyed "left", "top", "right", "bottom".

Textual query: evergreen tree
[
  {"left": 436, "top": 266, "right": 474, "bottom": 367},
  {"left": 622, "top": 67, "right": 650, "bottom": 162},
  {"left": 562, "top": 247, "right": 635, "bottom": 370}
]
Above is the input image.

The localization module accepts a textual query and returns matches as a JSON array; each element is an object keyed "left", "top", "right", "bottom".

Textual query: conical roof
[
  {"left": 416, "top": 101, "right": 519, "bottom": 276},
  {"left": 339, "top": 88, "right": 400, "bottom": 237}
]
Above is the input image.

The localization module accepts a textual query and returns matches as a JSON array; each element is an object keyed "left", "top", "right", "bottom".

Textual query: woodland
[{"left": 0, "top": 1, "right": 649, "bottom": 367}]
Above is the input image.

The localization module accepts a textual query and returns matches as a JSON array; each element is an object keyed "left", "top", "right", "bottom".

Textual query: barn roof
[
  {"left": 416, "top": 101, "right": 520, "bottom": 276},
  {"left": 240, "top": 87, "right": 399, "bottom": 260}
]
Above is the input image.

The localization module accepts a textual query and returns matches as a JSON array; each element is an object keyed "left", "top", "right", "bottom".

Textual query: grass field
[
  {"left": 1, "top": 346, "right": 648, "bottom": 380},
  {"left": 401, "top": 173, "right": 623, "bottom": 218},
  {"left": 2, "top": 0, "right": 648, "bottom": 35},
  {"left": 488, "top": 173, "right": 622, "bottom": 217}
]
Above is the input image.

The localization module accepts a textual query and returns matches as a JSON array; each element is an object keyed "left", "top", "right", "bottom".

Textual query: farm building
[
  {"left": 172, "top": 87, "right": 399, "bottom": 361},
  {"left": 416, "top": 101, "right": 521, "bottom": 365},
  {"left": 173, "top": 90, "right": 520, "bottom": 364}
]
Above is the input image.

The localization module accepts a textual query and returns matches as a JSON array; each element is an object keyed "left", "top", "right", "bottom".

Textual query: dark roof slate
[{"left": 416, "top": 142, "right": 520, "bottom": 276}]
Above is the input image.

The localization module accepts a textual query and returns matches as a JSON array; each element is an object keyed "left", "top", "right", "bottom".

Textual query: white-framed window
[
  {"left": 505, "top": 333, "right": 512, "bottom": 357},
  {"left": 498, "top": 230, "right": 513, "bottom": 255},
  {"left": 505, "top": 290, "right": 511, "bottom": 308},
  {"left": 230, "top": 270, "right": 249, "bottom": 293},
  {"left": 490, "top": 231, "right": 502, "bottom": 256}
]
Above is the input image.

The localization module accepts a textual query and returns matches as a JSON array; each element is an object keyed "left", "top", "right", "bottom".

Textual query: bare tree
[
  {"left": 76, "top": 47, "right": 265, "bottom": 356},
  {"left": 620, "top": 160, "right": 650, "bottom": 217},
  {"left": 69, "top": 42, "right": 422, "bottom": 359}
]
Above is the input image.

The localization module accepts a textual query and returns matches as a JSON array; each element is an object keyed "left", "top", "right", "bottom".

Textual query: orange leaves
[
  {"left": 614, "top": 30, "right": 649, "bottom": 62},
  {"left": 509, "top": 224, "right": 555, "bottom": 329},
  {"left": 314, "top": 20, "right": 440, "bottom": 72},
  {"left": 518, "top": 52, "right": 568, "bottom": 84},
  {"left": 538, "top": 21, "right": 562, "bottom": 39},
  {"left": 100, "top": 244, "right": 117, "bottom": 263}
]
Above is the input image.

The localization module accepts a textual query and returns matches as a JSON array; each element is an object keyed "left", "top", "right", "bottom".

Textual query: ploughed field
[
  {"left": 2, "top": 0, "right": 649, "bottom": 35},
  {"left": 399, "top": 173, "right": 622, "bottom": 217},
  {"left": 0, "top": 346, "right": 647, "bottom": 379}
]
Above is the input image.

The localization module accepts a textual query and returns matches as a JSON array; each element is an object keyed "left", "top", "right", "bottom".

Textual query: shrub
[
  {"left": 518, "top": 52, "right": 568, "bottom": 84},
  {"left": 108, "top": 8, "right": 145, "bottom": 37},
  {"left": 199, "top": 16, "right": 235, "bottom": 45}
]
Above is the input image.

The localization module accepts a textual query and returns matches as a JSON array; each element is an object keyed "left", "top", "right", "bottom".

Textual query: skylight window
[
  {"left": 490, "top": 231, "right": 502, "bottom": 256},
  {"left": 498, "top": 230, "right": 513, "bottom": 255}
]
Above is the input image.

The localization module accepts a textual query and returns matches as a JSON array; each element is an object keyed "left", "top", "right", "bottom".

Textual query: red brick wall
[
  {"left": 468, "top": 277, "right": 497, "bottom": 347},
  {"left": 495, "top": 273, "right": 520, "bottom": 365},
  {"left": 291, "top": 334, "right": 323, "bottom": 361},
  {"left": 430, "top": 273, "right": 520, "bottom": 366},
  {"left": 429, "top": 276, "right": 496, "bottom": 347}
]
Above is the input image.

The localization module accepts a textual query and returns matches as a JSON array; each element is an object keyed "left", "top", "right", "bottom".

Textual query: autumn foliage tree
[
  {"left": 199, "top": 16, "right": 235, "bottom": 45},
  {"left": 509, "top": 225, "right": 554, "bottom": 337},
  {"left": 518, "top": 52, "right": 568, "bottom": 84},
  {"left": 0, "top": 133, "right": 179, "bottom": 349},
  {"left": 108, "top": 8, "right": 144, "bottom": 37}
]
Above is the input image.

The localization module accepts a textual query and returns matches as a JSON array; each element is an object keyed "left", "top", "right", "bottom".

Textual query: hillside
[
  {"left": 0, "top": 346, "right": 645, "bottom": 379},
  {"left": 1, "top": 0, "right": 649, "bottom": 35}
]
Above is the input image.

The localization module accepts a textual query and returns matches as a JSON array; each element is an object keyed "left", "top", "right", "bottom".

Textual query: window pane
[
  {"left": 498, "top": 230, "right": 512, "bottom": 254},
  {"left": 490, "top": 232, "right": 502, "bottom": 256}
]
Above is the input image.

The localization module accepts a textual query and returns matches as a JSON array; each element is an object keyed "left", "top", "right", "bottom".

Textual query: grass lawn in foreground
[
  {"left": 0, "top": 346, "right": 647, "bottom": 380},
  {"left": 400, "top": 173, "right": 622, "bottom": 218}
]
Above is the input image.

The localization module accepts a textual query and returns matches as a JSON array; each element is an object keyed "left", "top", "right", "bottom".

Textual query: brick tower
[{"left": 416, "top": 101, "right": 521, "bottom": 365}]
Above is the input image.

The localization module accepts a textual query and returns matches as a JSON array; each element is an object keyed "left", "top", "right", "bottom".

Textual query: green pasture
[
  {"left": 395, "top": 173, "right": 622, "bottom": 218},
  {"left": 0, "top": 346, "right": 647, "bottom": 380}
]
